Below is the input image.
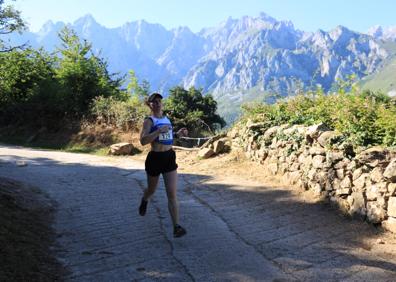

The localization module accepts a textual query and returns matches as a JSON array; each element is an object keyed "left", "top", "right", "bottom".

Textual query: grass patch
[
  {"left": 93, "top": 147, "right": 111, "bottom": 156},
  {"left": 63, "top": 144, "right": 98, "bottom": 154}
]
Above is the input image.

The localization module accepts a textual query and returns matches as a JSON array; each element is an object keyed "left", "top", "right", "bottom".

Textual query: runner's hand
[
  {"left": 158, "top": 125, "right": 169, "bottom": 133},
  {"left": 177, "top": 127, "right": 188, "bottom": 137}
]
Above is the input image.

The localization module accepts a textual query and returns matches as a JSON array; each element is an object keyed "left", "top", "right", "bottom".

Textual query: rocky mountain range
[{"left": 7, "top": 13, "right": 396, "bottom": 121}]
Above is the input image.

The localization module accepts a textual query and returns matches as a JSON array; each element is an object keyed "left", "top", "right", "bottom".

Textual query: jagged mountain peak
[
  {"left": 311, "top": 29, "right": 330, "bottom": 39},
  {"left": 136, "top": 19, "right": 152, "bottom": 28},
  {"left": 236, "top": 15, "right": 276, "bottom": 30},
  {"left": 273, "top": 20, "right": 296, "bottom": 32},
  {"left": 367, "top": 25, "right": 383, "bottom": 38},
  {"left": 7, "top": 11, "right": 393, "bottom": 123},
  {"left": 74, "top": 14, "right": 99, "bottom": 27},
  {"left": 329, "top": 25, "right": 356, "bottom": 42},
  {"left": 37, "top": 20, "right": 55, "bottom": 35},
  {"left": 330, "top": 25, "right": 352, "bottom": 35},
  {"left": 367, "top": 25, "right": 396, "bottom": 41},
  {"left": 308, "top": 29, "right": 326, "bottom": 39},
  {"left": 35, "top": 14, "right": 111, "bottom": 39},
  {"left": 258, "top": 12, "right": 277, "bottom": 23},
  {"left": 172, "top": 26, "right": 194, "bottom": 37},
  {"left": 306, "top": 29, "right": 331, "bottom": 47},
  {"left": 120, "top": 19, "right": 167, "bottom": 31},
  {"left": 384, "top": 26, "right": 396, "bottom": 40},
  {"left": 137, "top": 19, "right": 147, "bottom": 25},
  {"left": 36, "top": 20, "right": 65, "bottom": 41},
  {"left": 135, "top": 19, "right": 169, "bottom": 34},
  {"left": 201, "top": 14, "right": 279, "bottom": 38},
  {"left": 72, "top": 14, "right": 109, "bottom": 39},
  {"left": 233, "top": 13, "right": 284, "bottom": 30},
  {"left": 40, "top": 20, "right": 55, "bottom": 30},
  {"left": 38, "top": 20, "right": 63, "bottom": 33},
  {"left": 220, "top": 16, "right": 238, "bottom": 28}
]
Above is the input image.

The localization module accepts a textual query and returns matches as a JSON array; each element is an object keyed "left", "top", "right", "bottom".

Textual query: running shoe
[{"left": 139, "top": 198, "right": 148, "bottom": 216}]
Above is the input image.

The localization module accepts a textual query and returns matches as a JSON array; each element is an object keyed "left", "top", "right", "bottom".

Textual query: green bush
[
  {"left": 0, "top": 48, "right": 60, "bottom": 126},
  {"left": 90, "top": 96, "right": 148, "bottom": 130},
  {"left": 375, "top": 104, "right": 396, "bottom": 146},
  {"left": 241, "top": 88, "right": 396, "bottom": 148},
  {"left": 55, "top": 27, "right": 124, "bottom": 116},
  {"left": 0, "top": 27, "right": 125, "bottom": 129},
  {"left": 163, "top": 86, "right": 226, "bottom": 136}
]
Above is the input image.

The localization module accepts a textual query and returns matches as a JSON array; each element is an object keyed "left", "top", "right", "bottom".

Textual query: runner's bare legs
[
  {"left": 143, "top": 174, "right": 159, "bottom": 200},
  {"left": 163, "top": 170, "right": 179, "bottom": 226}
]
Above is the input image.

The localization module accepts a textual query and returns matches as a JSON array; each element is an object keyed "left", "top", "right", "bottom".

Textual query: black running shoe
[
  {"left": 173, "top": 224, "right": 187, "bottom": 238},
  {"left": 139, "top": 198, "right": 148, "bottom": 216}
]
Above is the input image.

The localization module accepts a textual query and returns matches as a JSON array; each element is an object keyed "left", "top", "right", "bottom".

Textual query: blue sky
[{"left": 10, "top": 0, "right": 396, "bottom": 33}]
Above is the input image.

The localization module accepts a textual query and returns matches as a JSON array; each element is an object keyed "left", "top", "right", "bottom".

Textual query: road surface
[{"left": 1, "top": 145, "right": 396, "bottom": 281}]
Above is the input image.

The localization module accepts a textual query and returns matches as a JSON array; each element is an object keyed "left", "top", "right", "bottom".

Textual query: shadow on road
[
  {"left": 1, "top": 150, "right": 396, "bottom": 281},
  {"left": 181, "top": 174, "right": 396, "bottom": 280}
]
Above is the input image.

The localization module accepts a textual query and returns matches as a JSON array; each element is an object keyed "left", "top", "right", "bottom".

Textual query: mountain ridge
[{"left": 7, "top": 13, "right": 396, "bottom": 122}]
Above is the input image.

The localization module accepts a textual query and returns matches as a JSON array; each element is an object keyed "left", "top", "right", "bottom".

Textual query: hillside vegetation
[
  {"left": 1, "top": 1, "right": 394, "bottom": 151},
  {"left": 2, "top": 30, "right": 396, "bottom": 151},
  {"left": 241, "top": 83, "right": 396, "bottom": 148},
  {"left": 0, "top": 26, "right": 225, "bottom": 151},
  {"left": 360, "top": 41, "right": 396, "bottom": 95}
]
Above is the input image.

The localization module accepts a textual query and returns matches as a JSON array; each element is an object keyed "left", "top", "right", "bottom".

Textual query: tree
[
  {"left": 0, "top": 48, "right": 57, "bottom": 125},
  {"left": 163, "top": 86, "right": 226, "bottom": 135},
  {"left": 0, "top": 0, "right": 26, "bottom": 52},
  {"left": 55, "top": 27, "right": 123, "bottom": 116},
  {"left": 127, "top": 70, "right": 150, "bottom": 101}
]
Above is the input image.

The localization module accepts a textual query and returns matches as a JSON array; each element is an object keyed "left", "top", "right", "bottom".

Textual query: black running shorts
[{"left": 145, "top": 149, "right": 178, "bottom": 176}]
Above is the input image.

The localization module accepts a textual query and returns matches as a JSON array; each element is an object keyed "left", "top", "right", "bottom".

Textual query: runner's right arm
[{"left": 140, "top": 118, "right": 169, "bottom": 145}]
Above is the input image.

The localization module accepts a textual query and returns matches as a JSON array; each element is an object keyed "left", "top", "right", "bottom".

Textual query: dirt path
[{"left": 1, "top": 145, "right": 396, "bottom": 281}]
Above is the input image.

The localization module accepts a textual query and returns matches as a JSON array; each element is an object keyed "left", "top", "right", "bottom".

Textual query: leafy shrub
[
  {"left": 90, "top": 96, "right": 149, "bottom": 130},
  {"left": 0, "top": 48, "right": 59, "bottom": 126},
  {"left": 241, "top": 88, "right": 396, "bottom": 148},
  {"left": 375, "top": 104, "right": 396, "bottom": 146},
  {"left": 0, "top": 27, "right": 125, "bottom": 129},
  {"left": 55, "top": 27, "right": 124, "bottom": 116},
  {"left": 163, "top": 86, "right": 226, "bottom": 136}
]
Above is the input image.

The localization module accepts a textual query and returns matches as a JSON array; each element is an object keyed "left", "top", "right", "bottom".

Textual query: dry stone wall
[{"left": 227, "top": 120, "right": 396, "bottom": 233}]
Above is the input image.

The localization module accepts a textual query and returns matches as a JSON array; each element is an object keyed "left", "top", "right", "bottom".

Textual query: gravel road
[{"left": 1, "top": 145, "right": 396, "bottom": 281}]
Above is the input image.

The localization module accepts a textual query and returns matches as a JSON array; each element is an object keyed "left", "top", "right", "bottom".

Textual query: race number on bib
[{"left": 159, "top": 130, "right": 172, "bottom": 141}]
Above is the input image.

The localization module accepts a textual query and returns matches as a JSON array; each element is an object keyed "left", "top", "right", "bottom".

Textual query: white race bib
[{"left": 159, "top": 129, "right": 173, "bottom": 141}]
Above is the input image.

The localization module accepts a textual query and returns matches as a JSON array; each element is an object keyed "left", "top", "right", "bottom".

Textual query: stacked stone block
[{"left": 228, "top": 120, "right": 396, "bottom": 232}]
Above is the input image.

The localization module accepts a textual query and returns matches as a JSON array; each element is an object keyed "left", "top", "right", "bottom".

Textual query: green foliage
[
  {"left": 241, "top": 85, "right": 396, "bottom": 147},
  {"left": 89, "top": 70, "right": 152, "bottom": 130},
  {"left": 90, "top": 96, "right": 149, "bottom": 130},
  {"left": 0, "top": 26, "right": 126, "bottom": 129},
  {"left": 55, "top": 27, "right": 124, "bottom": 116},
  {"left": 163, "top": 86, "right": 226, "bottom": 136},
  {"left": 0, "top": 0, "right": 26, "bottom": 52},
  {"left": 375, "top": 103, "right": 396, "bottom": 146},
  {"left": 0, "top": 48, "right": 53, "bottom": 104},
  {"left": 127, "top": 70, "right": 150, "bottom": 100},
  {"left": 0, "top": 48, "right": 58, "bottom": 125}
]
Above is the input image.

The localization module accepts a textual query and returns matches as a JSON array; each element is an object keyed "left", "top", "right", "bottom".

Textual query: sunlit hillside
[{"left": 360, "top": 41, "right": 396, "bottom": 96}]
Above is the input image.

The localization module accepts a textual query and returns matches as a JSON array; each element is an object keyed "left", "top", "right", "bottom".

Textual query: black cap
[{"left": 148, "top": 92, "right": 163, "bottom": 102}]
